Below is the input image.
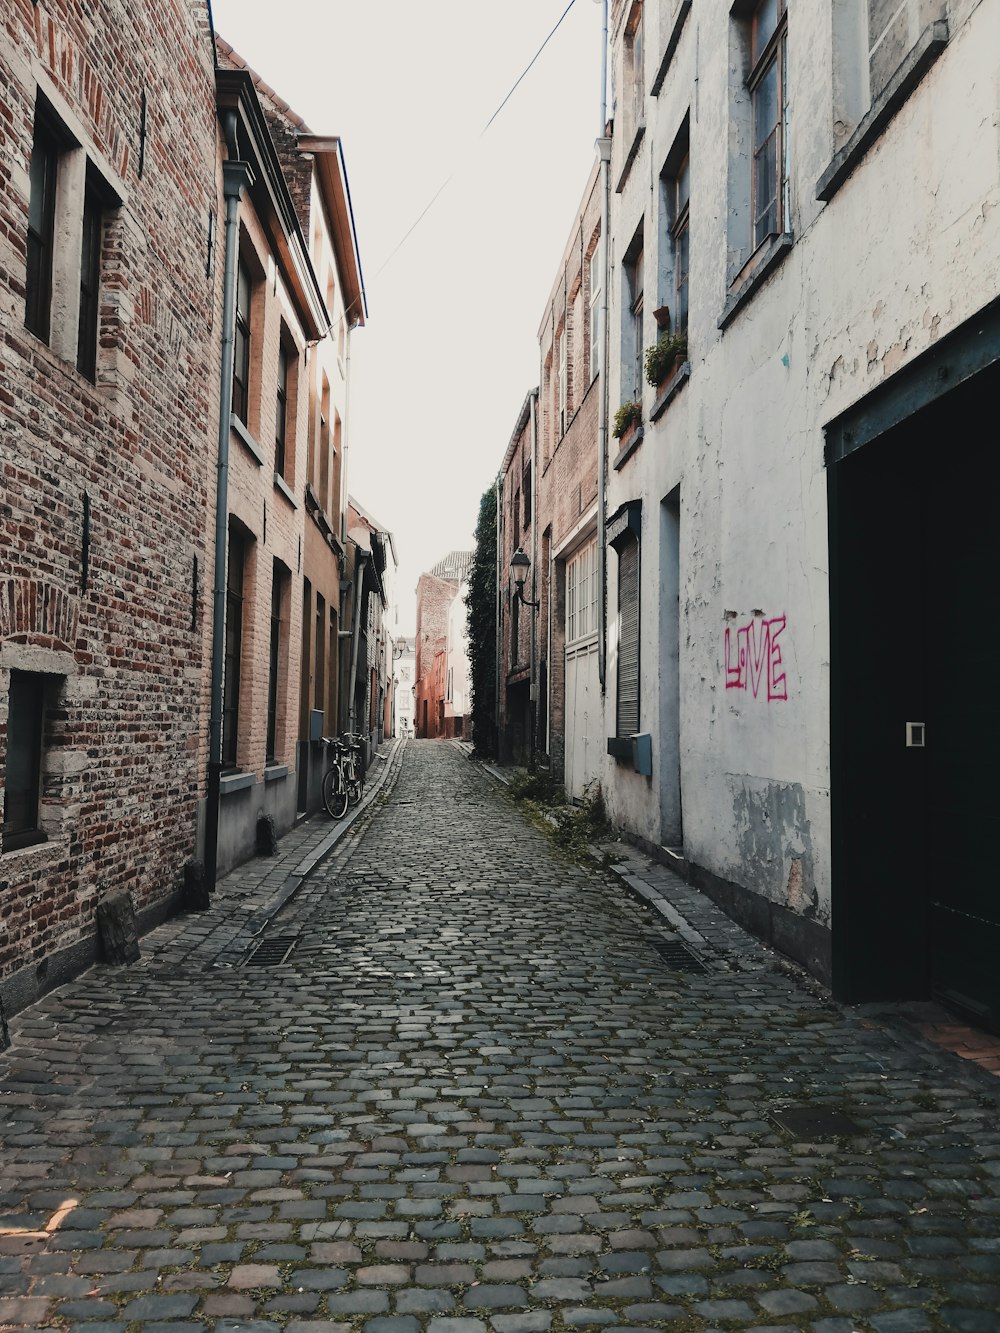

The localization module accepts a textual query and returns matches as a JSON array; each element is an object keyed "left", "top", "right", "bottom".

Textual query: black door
[{"left": 830, "top": 361, "right": 1000, "bottom": 1029}]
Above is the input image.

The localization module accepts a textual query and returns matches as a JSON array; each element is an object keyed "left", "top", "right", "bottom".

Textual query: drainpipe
[
  {"left": 204, "top": 117, "right": 252, "bottom": 892},
  {"left": 529, "top": 389, "right": 539, "bottom": 760},
  {"left": 347, "top": 547, "right": 369, "bottom": 736},
  {"left": 597, "top": 0, "right": 611, "bottom": 693},
  {"left": 494, "top": 473, "right": 502, "bottom": 757}
]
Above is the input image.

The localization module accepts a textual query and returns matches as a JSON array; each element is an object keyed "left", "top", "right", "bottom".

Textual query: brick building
[
  {"left": 346, "top": 498, "right": 396, "bottom": 764},
  {"left": 215, "top": 43, "right": 368, "bottom": 820},
  {"left": 204, "top": 56, "right": 329, "bottom": 875},
  {"left": 414, "top": 551, "right": 471, "bottom": 739},
  {"left": 497, "top": 164, "right": 602, "bottom": 790},
  {"left": 0, "top": 0, "right": 218, "bottom": 1016}
]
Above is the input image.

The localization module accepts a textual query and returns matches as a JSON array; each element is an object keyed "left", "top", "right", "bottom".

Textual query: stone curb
[{"left": 215, "top": 737, "right": 406, "bottom": 961}]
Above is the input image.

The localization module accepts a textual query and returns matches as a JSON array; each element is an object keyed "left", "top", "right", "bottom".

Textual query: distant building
[
  {"left": 347, "top": 498, "right": 397, "bottom": 764},
  {"left": 415, "top": 551, "right": 472, "bottom": 739},
  {"left": 393, "top": 637, "right": 416, "bottom": 739}
]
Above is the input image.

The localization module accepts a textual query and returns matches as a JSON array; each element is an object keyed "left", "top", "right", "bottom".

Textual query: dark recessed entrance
[{"left": 828, "top": 310, "right": 1000, "bottom": 1031}]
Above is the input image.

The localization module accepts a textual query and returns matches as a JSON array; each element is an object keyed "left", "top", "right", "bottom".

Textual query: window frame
[
  {"left": 557, "top": 326, "right": 567, "bottom": 435},
  {"left": 748, "top": 0, "right": 789, "bottom": 251},
  {"left": 275, "top": 341, "right": 290, "bottom": 480},
  {"left": 222, "top": 529, "right": 246, "bottom": 770},
  {"left": 589, "top": 244, "right": 601, "bottom": 383},
  {"left": 625, "top": 241, "right": 644, "bottom": 402},
  {"left": 76, "top": 169, "right": 104, "bottom": 380},
  {"left": 25, "top": 116, "right": 60, "bottom": 344},
  {"left": 671, "top": 152, "right": 690, "bottom": 334},
  {"left": 615, "top": 535, "right": 641, "bottom": 738},
  {"left": 625, "top": 1, "right": 645, "bottom": 134},
  {"left": 2, "top": 671, "right": 47, "bottom": 852},
  {"left": 233, "top": 257, "right": 252, "bottom": 426},
  {"left": 266, "top": 565, "right": 285, "bottom": 765}
]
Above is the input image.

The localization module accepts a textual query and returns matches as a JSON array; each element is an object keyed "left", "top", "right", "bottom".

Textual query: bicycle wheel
[
  {"left": 322, "top": 764, "right": 348, "bottom": 819},
  {"left": 347, "top": 763, "right": 363, "bottom": 808}
]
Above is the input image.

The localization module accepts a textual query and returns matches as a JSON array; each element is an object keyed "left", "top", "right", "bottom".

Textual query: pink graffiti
[{"left": 724, "top": 613, "right": 788, "bottom": 701}]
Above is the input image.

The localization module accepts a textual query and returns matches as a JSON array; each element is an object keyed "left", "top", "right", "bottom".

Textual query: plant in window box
[
  {"left": 612, "top": 400, "right": 642, "bottom": 442},
  {"left": 644, "top": 329, "right": 688, "bottom": 390}
]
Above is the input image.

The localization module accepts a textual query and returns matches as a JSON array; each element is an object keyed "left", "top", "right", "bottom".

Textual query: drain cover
[
  {"left": 244, "top": 935, "right": 300, "bottom": 967},
  {"left": 771, "top": 1105, "right": 864, "bottom": 1138},
  {"left": 644, "top": 934, "right": 709, "bottom": 974}
]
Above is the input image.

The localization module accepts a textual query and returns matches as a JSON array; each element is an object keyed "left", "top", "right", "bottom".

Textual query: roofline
[
  {"left": 500, "top": 387, "right": 539, "bottom": 477},
  {"left": 536, "top": 158, "right": 602, "bottom": 342},
  {"left": 215, "top": 67, "right": 328, "bottom": 340},
  {"left": 299, "top": 135, "right": 368, "bottom": 327}
]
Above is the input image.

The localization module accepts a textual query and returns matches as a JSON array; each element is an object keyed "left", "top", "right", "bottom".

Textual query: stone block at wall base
[
  {"left": 0, "top": 888, "right": 182, "bottom": 1026},
  {"left": 689, "top": 861, "right": 833, "bottom": 988}
]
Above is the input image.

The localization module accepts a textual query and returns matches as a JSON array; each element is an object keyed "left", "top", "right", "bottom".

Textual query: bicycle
[
  {"left": 342, "top": 733, "right": 365, "bottom": 808},
  {"left": 320, "top": 737, "right": 350, "bottom": 820}
]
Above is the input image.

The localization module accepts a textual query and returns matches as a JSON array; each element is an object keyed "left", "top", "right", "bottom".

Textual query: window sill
[
  {"left": 615, "top": 123, "right": 646, "bottom": 194},
  {"left": 264, "top": 764, "right": 288, "bottom": 783},
  {"left": 1, "top": 829, "right": 48, "bottom": 856},
  {"left": 649, "top": 360, "right": 690, "bottom": 422},
  {"left": 816, "top": 20, "right": 948, "bottom": 203},
  {"left": 273, "top": 472, "right": 298, "bottom": 509},
  {"left": 220, "top": 771, "right": 255, "bottom": 795},
  {"left": 230, "top": 414, "right": 265, "bottom": 466},
  {"left": 612, "top": 423, "right": 644, "bottom": 471},
  {"left": 718, "top": 232, "right": 794, "bottom": 331},
  {"left": 651, "top": 0, "right": 692, "bottom": 96}
]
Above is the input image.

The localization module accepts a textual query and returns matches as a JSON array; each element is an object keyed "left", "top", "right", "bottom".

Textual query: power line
[{"left": 371, "top": 0, "right": 580, "bottom": 281}]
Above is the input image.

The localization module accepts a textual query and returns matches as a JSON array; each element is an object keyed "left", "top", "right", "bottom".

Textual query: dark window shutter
[{"left": 617, "top": 538, "right": 639, "bottom": 736}]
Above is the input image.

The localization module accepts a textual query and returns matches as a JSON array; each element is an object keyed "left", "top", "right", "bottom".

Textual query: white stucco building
[{"left": 600, "top": 0, "right": 998, "bottom": 1023}]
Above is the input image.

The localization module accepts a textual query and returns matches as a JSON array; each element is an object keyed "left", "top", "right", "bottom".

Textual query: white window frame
[
  {"left": 558, "top": 327, "right": 567, "bottom": 435},
  {"left": 589, "top": 246, "right": 600, "bottom": 383}
]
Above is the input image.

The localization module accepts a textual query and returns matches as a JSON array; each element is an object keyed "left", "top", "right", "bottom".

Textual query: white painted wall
[
  {"left": 445, "top": 579, "right": 471, "bottom": 720},
  {"left": 602, "top": 0, "right": 1000, "bottom": 928}
]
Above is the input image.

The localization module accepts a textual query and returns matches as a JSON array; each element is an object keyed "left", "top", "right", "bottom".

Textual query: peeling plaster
[{"left": 731, "top": 778, "right": 820, "bottom": 919}]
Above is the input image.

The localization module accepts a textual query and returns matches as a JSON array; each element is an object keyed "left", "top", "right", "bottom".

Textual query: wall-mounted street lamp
[{"left": 510, "top": 547, "right": 540, "bottom": 609}]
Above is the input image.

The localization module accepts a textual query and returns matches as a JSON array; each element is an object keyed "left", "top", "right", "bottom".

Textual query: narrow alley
[{"left": 2, "top": 743, "right": 999, "bottom": 1332}]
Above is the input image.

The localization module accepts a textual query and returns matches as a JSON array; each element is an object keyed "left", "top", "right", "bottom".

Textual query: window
[
  {"left": 25, "top": 116, "right": 59, "bottom": 343},
  {"left": 749, "top": 0, "right": 789, "bottom": 248},
  {"left": 266, "top": 564, "right": 287, "bottom": 764},
  {"left": 589, "top": 243, "right": 601, "bottom": 382},
  {"left": 275, "top": 342, "right": 289, "bottom": 479},
  {"left": 319, "top": 375, "right": 331, "bottom": 511},
  {"left": 233, "top": 258, "right": 252, "bottom": 425},
  {"left": 315, "top": 594, "right": 325, "bottom": 714},
  {"left": 2, "top": 672, "right": 47, "bottom": 852},
  {"left": 558, "top": 327, "right": 567, "bottom": 434},
  {"left": 222, "top": 529, "right": 245, "bottom": 769},
  {"left": 616, "top": 536, "right": 640, "bottom": 736},
  {"left": 76, "top": 172, "right": 104, "bottom": 380},
  {"left": 671, "top": 153, "right": 690, "bottom": 333},
  {"left": 623, "top": 236, "right": 644, "bottom": 401},
  {"left": 523, "top": 464, "right": 532, "bottom": 530},
  {"left": 567, "top": 542, "right": 599, "bottom": 645},
  {"left": 513, "top": 486, "right": 521, "bottom": 549},
  {"left": 625, "top": 2, "right": 645, "bottom": 136},
  {"left": 511, "top": 592, "right": 520, "bottom": 667}
]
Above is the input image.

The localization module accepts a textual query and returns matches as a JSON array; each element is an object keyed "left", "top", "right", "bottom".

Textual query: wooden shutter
[{"left": 617, "top": 537, "right": 639, "bottom": 735}]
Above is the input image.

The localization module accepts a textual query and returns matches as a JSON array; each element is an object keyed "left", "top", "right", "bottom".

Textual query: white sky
[{"left": 210, "top": 0, "right": 604, "bottom": 633}]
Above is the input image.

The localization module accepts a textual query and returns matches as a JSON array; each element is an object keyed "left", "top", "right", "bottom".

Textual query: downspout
[
  {"left": 204, "top": 115, "right": 252, "bottom": 892},
  {"left": 597, "top": 0, "right": 611, "bottom": 693},
  {"left": 347, "top": 547, "right": 369, "bottom": 736},
  {"left": 529, "top": 389, "right": 539, "bottom": 760},
  {"left": 494, "top": 473, "right": 502, "bottom": 757}
]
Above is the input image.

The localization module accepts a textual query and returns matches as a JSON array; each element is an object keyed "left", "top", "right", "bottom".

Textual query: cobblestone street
[{"left": 2, "top": 742, "right": 999, "bottom": 1333}]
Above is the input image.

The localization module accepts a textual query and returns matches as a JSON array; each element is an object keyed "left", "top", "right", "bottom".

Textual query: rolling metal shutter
[{"left": 617, "top": 537, "right": 639, "bottom": 735}]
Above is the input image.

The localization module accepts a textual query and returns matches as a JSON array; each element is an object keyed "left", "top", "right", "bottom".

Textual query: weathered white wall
[{"left": 603, "top": 0, "right": 1000, "bottom": 936}]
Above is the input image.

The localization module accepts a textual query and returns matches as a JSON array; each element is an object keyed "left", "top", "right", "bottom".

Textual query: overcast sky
[{"left": 210, "top": 0, "right": 604, "bottom": 633}]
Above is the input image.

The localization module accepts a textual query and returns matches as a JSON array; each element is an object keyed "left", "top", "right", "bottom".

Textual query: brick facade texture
[
  {"left": 0, "top": 1, "right": 219, "bottom": 1009},
  {"left": 415, "top": 572, "right": 459, "bottom": 739},
  {"left": 498, "top": 165, "right": 602, "bottom": 779}
]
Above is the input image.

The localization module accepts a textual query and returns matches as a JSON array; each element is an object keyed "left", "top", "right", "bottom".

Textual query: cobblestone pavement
[{"left": 2, "top": 742, "right": 1000, "bottom": 1333}]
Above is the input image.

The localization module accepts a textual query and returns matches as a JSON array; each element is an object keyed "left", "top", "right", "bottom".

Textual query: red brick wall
[{"left": 0, "top": 1, "right": 218, "bottom": 1010}]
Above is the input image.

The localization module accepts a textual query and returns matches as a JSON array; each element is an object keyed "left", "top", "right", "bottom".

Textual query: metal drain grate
[
  {"left": 644, "top": 933, "right": 710, "bottom": 974},
  {"left": 771, "top": 1105, "right": 864, "bottom": 1138},
  {"left": 243, "top": 935, "right": 300, "bottom": 967}
]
